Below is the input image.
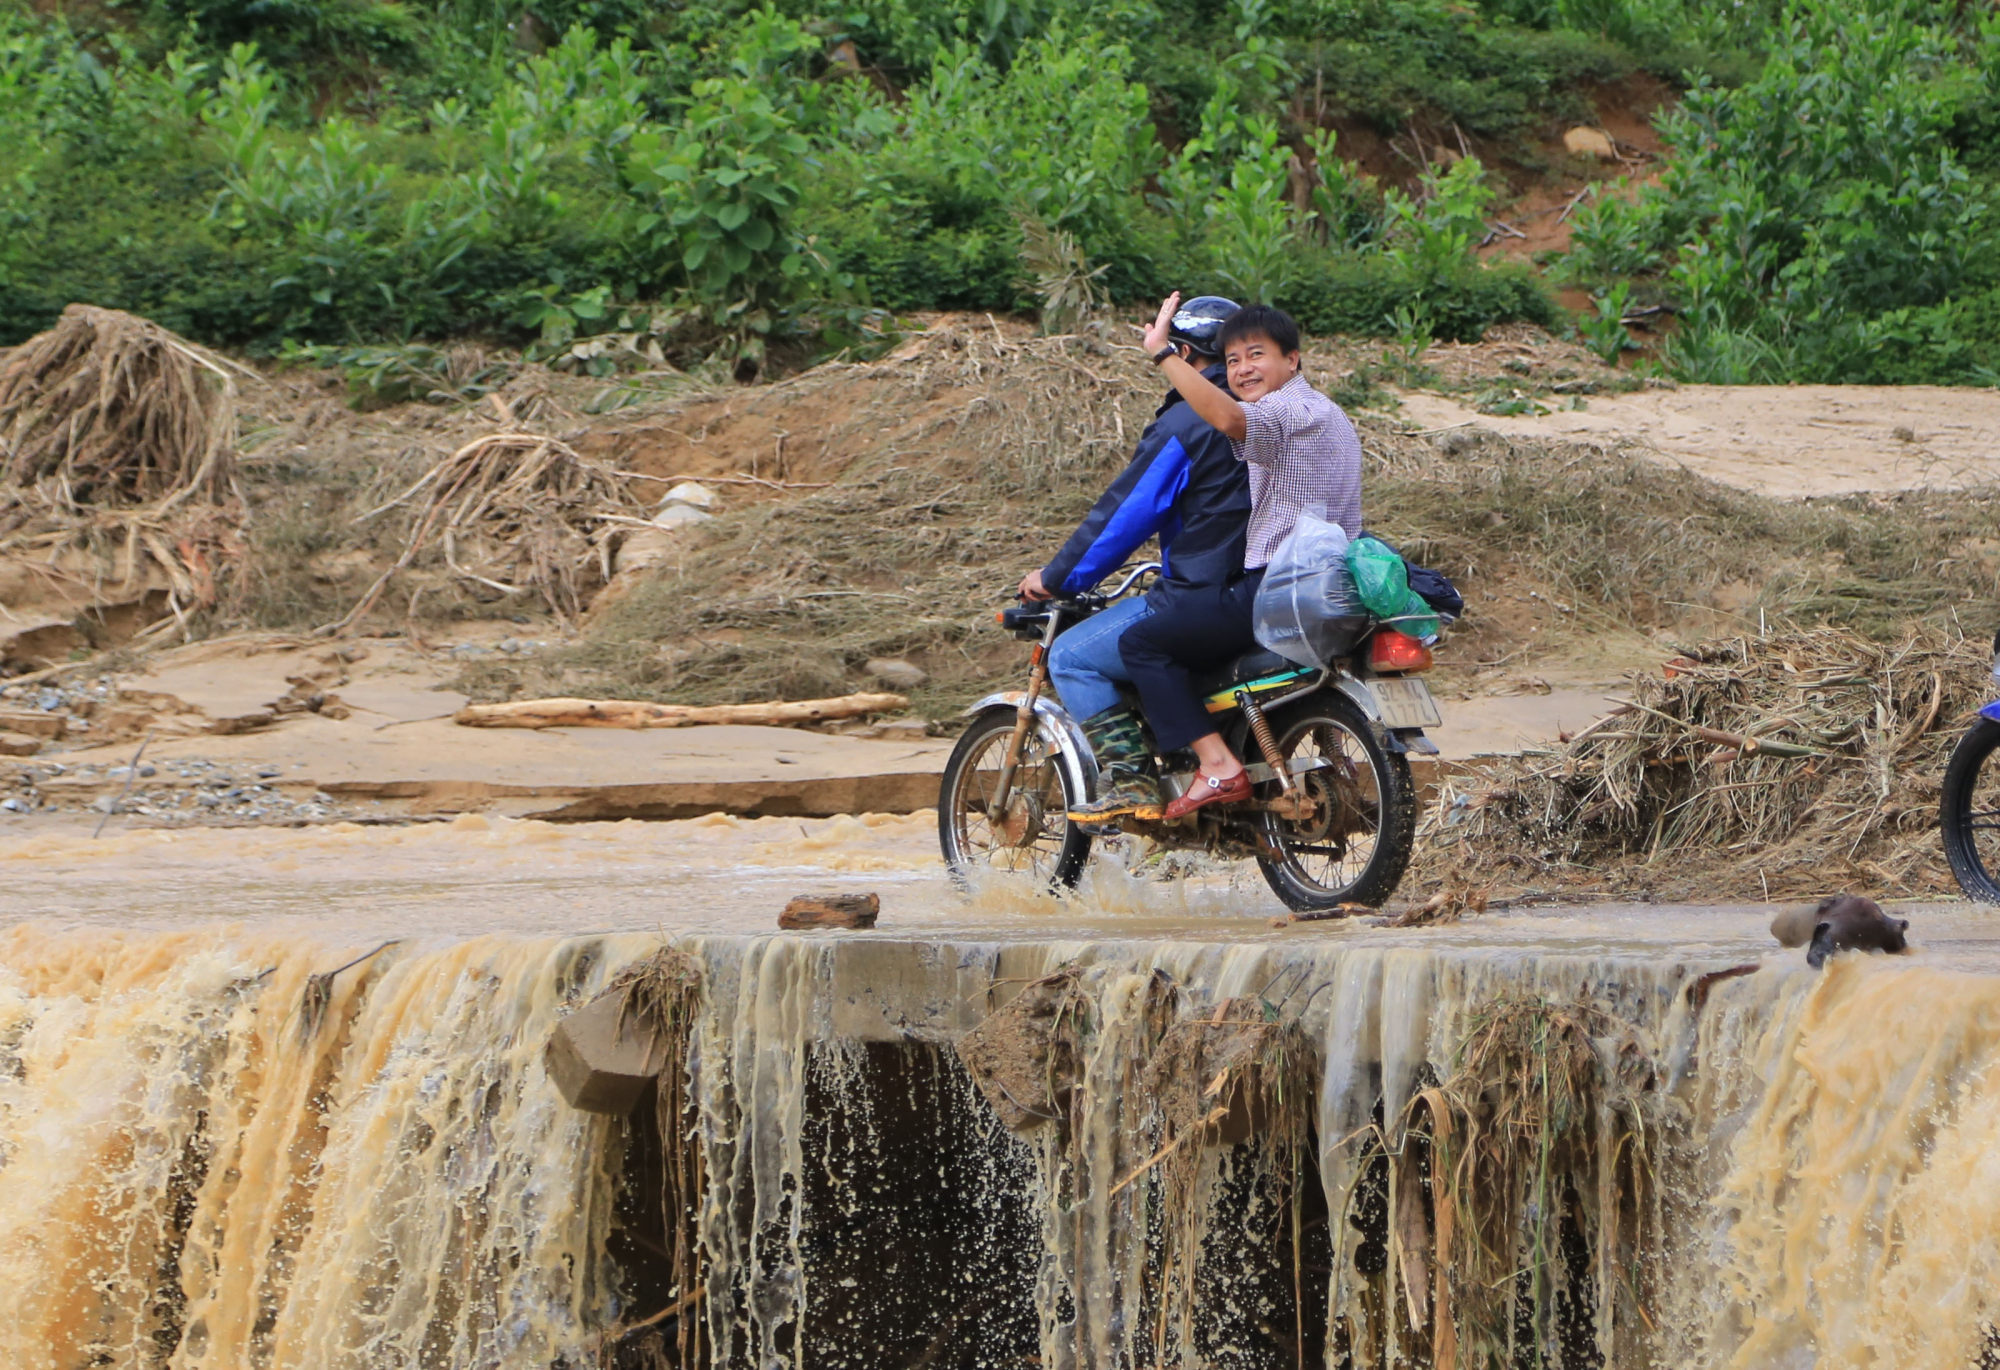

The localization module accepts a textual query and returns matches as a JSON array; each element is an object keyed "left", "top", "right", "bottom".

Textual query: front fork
[{"left": 987, "top": 607, "right": 1063, "bottom": 823}]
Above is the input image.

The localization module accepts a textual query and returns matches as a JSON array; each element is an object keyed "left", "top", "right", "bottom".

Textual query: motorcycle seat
[{"left": 1190, "top": 647, "right": 1302, "bottom": 697}]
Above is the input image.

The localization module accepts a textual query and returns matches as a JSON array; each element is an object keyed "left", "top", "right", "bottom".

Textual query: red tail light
[{"left": 1370, "top": 630, "right": 1434, "bottom": 674}]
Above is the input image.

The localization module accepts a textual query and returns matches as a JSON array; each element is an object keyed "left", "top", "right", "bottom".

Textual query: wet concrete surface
[{"left": 2, "top": 810, "right": 1994, "bottom": 973}]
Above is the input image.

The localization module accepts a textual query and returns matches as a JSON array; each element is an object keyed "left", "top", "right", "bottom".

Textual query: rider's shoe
[
  {"left": 1066, "top": 706, "right": 1163, "bottom": 828},
  {"left": 1161, "top": 767, "right": 1253, "bottom": 821}
]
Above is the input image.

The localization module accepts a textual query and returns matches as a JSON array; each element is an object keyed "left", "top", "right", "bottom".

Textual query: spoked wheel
[
  {"left": 1252, "top": 693, "right": 1417, "bottom": 912},
  {"left": 1941, "top": 717, "right": 2000, "bottom": 901},
  {"left": 938, "top": 707, "right": 1092, "bottom": 890}
]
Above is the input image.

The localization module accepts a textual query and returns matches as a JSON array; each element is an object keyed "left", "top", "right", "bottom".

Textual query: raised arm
[{"left": 1142, "top": 293, "right": 1247, "bottom": 441}]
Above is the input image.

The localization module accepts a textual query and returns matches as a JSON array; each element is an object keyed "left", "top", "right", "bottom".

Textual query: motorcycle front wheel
[
  {"left": 1252, "top": 693, "right": 1417, "bottom": 912},
  {"left": 938, "top": 706, "right": 1092, "bottom": 890},
  {"left": 1940, "top": 716, "right": 2000, "bottom": 901}
]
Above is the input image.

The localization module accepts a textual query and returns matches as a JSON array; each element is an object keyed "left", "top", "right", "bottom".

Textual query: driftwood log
[{"left": 453, "top": 692, "right": 908, "bottom": 729}]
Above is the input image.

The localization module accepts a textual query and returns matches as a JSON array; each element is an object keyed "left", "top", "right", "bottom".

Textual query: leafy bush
[{"left": 1283, "top": 255, "right": 1555, "bottom": 341}]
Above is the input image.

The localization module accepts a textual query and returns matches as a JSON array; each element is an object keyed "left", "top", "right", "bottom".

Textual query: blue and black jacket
[{"left": 1040, "top": 364, "right": 1250, "bottom": 605}]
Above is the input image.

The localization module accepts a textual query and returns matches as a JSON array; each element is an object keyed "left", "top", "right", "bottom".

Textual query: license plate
[{"left": 1366, "top": 676, "right": 1442, "bottom": 729}]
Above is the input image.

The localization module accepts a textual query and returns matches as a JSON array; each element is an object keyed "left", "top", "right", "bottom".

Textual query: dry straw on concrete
[{"left": 1419, "top": 625, "right": 1987, "bottom": 898}]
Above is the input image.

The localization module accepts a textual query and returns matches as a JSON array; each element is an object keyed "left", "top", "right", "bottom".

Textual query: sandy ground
[{"left": 1394, "top": 384, "right": 2000, "bottom": 497}]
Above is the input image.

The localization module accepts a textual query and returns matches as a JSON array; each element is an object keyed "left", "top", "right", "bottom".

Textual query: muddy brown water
[{"left": 2, "top": 812, "right": 1998, "bottom": 1367}]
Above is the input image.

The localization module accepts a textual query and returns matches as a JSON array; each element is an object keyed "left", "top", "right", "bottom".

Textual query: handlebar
[
  {"left": 995, "top": 562, "right": 1161, "bottom": 639},
  {"left": 1094, "top": 561, "right": 1162, "bottom": 604}
]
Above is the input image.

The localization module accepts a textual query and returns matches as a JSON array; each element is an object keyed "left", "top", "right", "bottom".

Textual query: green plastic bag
[{"left": 1346, "top": 536, "right": 1440, "bottom": 639}]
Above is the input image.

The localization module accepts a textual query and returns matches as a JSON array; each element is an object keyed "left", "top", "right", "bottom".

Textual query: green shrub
[{"left": 1282, "top": 255, "right": 1555, "bottom": 341}]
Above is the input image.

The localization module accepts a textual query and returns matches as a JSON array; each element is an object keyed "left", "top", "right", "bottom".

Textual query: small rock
[
  {"left": 197, "top": 793, "right": 222, "bottom": 807},
  {"left": 498, "top": 638, "right": 523, "bottom": 654},
  {"left": 872, "top": 719, "right": 931, "bottom": 741},
  {"left": 89, "top": 796, "right": 117, "bottom": 813},
  {"left": 0, "top": 797, "right": 25, "bottom": 813},
  {"left": 864, "top": 657, "right": 928, "bottom": 689},
  {"left": 256, "top": 765, "right": 281, "bottom": 779},
  {"left": 650, "top": 503, "right": 712, "bottom": 530},
  {"left": 659, "top": 481, "right": 716, "bottom": 511},
  {"left": 1563, "top": 126, "right": 1616, "bottom": 160},
  {"left": 138, "top": 763, "right": 156, "bottom": 778},
  {"left": 0, "top": 732, "right": 40, "bottom": 757},
  {"left": 779, "top": 893, "right": 880, "bottom": 930},
  {"left": 313, "top": 791, "right": 335, "bottom": 804}
]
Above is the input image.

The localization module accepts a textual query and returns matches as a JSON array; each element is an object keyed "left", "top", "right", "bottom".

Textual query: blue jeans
[{"left": 1046, "top": 595, "right": 1153, "bottom": 723}]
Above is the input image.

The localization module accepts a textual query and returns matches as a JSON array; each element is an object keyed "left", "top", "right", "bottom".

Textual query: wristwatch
[{"left": 1150, "top": 344, "right": 1178, "bottom": 366}]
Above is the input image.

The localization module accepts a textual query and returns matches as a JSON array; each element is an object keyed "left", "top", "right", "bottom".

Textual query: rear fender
[
  {"left": 1981, "top": 700, "right": 2000, "bottom": 724},
  {"left": 962, "top": 692, "right": 1098, "bottom": 796}
]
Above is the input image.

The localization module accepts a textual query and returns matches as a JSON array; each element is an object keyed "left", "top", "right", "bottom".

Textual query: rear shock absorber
[{"left": 1236, "top": 689, "right": 1292, "bottom": 793}]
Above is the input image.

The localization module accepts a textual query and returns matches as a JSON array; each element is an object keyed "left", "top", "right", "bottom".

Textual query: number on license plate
[{"left": 1368, "top": 677, "right": 1442, "bottom": 729}]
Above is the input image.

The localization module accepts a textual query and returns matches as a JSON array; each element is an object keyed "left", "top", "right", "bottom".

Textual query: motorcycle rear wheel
[
  {"left": 938, "top": 706, "right": 1092, "bottom": 890},
  {"left": 1941, "top": 716, "right": 2000, "bottom": 902},
  {"left": 1252, "top": 693, "right": 1416, "bottom": 912}
]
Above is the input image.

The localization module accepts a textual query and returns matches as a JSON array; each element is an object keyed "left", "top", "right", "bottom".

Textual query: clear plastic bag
[{"left": 1253, "top": 512, "right": 1370, "bottom": 667}]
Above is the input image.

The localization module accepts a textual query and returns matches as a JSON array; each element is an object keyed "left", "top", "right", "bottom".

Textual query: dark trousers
[{"left": 1118, "top": 569, "right": 1265, "bottom": 753}]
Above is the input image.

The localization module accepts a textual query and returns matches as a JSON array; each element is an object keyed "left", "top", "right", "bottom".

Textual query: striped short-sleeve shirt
[{"left": 1230, "top": 373, "right": 1364, "bottom": 568}]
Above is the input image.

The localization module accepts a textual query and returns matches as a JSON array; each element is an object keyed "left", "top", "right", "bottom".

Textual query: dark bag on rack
[{"left": 1406, "top": 563, "right": 1464, "bottom": 621}]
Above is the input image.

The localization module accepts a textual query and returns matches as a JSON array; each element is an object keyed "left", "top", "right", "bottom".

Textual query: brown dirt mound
[{"left": 955, "top": 965, "right": 1092, "bottom": 1133}]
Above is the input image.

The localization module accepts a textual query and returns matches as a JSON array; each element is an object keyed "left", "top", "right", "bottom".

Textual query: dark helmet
[{"left": 1169, "top": 295, "right": 1239, "bottom": 357}]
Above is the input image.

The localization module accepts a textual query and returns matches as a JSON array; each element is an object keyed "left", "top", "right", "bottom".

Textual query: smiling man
[{"left": 1108, "top": 294, "right": 1364, "bottom": 821}]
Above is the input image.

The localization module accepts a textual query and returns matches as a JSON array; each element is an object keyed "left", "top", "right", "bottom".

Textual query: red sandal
[{"left": 1162, "top": 769, "right": 1253, "bottom": 821}]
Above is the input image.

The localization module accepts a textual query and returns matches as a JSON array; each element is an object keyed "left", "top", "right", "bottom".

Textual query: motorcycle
[
  {"left": 1940, "top": 628, "right": 2000, "bottom": 900},
  {"left": 936, "top": 563, "right": 1445, "bottom": 912}
]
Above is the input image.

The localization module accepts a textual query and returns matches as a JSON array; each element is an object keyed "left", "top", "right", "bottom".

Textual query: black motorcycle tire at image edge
[
  {"left": 1253, "top": 693, "right": 1418, "bottom": 912},
  {"left": 1940, "top": 716, "right": 2000, "bottom": 901},
  {"left": 937, "top": 706, "right": 1093, "bottom": 890}
]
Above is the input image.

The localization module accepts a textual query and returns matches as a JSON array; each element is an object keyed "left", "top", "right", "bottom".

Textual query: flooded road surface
[{"left": 3, "top": 809, "right": 1996, "bottom": 969}]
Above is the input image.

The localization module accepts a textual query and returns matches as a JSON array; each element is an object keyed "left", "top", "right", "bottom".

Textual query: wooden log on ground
[
  {"left": 779, "top": 893, "right": 880, "bottom": 929},
  {"left": 453, "top": 692, "right": 909, "bottom": 730}
]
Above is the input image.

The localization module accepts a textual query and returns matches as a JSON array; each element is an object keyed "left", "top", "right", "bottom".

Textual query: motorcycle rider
[
  {"left": 1122, "top": 293, "right": 1363, "bottom": 820},
  {"left": 1016, "top": 295, "right": 1249, "bottom": 826}
]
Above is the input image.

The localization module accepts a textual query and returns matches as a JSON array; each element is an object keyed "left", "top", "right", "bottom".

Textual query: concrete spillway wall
[{"left": 1, "top": 925, "right": 1997, "bottom": 1369}]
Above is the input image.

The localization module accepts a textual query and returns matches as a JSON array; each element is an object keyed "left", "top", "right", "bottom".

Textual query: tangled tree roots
[
  {"left": 333, "top": 432, "right": 640, "bottom": 631},
  {"left": 0, "top": 305, "right": 240, "bottom": 513},
  {"left": 1418, "top": 625, "right": 1989, "bottom": 899}
]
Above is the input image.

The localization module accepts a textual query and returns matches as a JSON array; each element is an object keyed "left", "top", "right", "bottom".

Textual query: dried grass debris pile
[
  {"left": 1421, "top": 625, "right": 1988, "bottom": 898},
  {"left": 335, "top": 431, "right": 642, "bottom": 631},
  {"left": 0, "top": 304, "right": 239, "bottom": 514}
]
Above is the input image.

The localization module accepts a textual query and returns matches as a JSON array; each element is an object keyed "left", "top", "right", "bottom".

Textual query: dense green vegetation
[{"left": 3, "top": 0, "right": 1999, "bottom": 382}]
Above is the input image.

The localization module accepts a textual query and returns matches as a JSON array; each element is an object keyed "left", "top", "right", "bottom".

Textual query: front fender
[
  {"left": 961, "top": 692, "right": 1098, "bottom": 797},
  {"left": 1980, "top": 699, "right": 2000, "bottom": 725}
]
